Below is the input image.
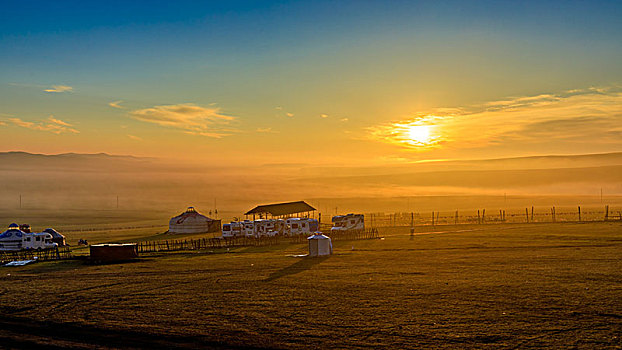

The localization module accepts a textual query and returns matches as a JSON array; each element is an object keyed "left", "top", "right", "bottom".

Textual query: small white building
[
  {"left": 168, "top": 207, "right": 221, "bottom": 236},
  {"left": 307, "top": 232, "right": 332, "bottom": 257}
]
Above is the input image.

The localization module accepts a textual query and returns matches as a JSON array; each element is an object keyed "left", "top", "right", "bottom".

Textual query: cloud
[
  {"left": 286, "top": 112, "right": 294, "bottom": 117},
  {"left": 130, "top": 103, "right": 236, "bottom": 138},
  {"left": 127, "top": 134, "right": 143, "bottom": 141},
  {"left": 7, "top": 117, "right": 79, "bottom": 134},
  {"left": 256, "top": 127, "right": 278, "bottom": 133},
  {"left": 44, "top": 85, "right": 73, "bottom": 93},
  {"left": 109, "top": 100, "right": 124, "bottom": 109},
  {"left": 320, "top": 114, "right": 328, "bottom": 118},
  {"left": 47, "top": 116, "right": 73, "bottom": 126},
  {"left": 367, "top": 86, "right": 622, "bottom": 151},
  {"left": 340, "top": 118, "right": 349, "bottom": 122}
]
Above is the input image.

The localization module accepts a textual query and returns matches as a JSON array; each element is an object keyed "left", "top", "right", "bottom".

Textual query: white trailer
[
  {"left": 331, "top": 214, "right": 365, "bottom": 232},
  {"left": 285, "top": 218, "right": 319, "bottom": 236},
  {"left": 222, "top": 222, "right": 243, "bottom": 238}
]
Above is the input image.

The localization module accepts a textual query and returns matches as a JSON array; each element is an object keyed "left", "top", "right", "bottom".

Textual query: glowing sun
[{"left": 407, "top": 125, "right": 432, "bottom": 144}]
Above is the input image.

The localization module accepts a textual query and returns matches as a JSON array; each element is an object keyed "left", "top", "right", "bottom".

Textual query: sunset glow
[
  {"left": 0, "top": 1, "right": 620, "bottom": 165},
  {"left": 407, "top": 125, "right": 432, "bottom": 145}
]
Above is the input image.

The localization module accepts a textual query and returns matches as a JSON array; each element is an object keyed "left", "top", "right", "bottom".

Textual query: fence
[
  {"left": 0, "top": 246, "right": 72, "bottom": 264},
  {"left": 136, "top": 228, "right": 380, "bottom": 254},
  {"left": 365, "top": 205, "right": 622, "bottom": 228}
]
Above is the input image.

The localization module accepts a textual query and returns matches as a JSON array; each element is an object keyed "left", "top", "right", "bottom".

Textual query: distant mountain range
[{"left": 0, "top": 151, "right": 155, "bottom": 172}]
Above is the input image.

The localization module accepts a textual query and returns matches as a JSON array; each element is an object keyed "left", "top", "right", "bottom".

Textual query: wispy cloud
[
  {"left": 127, "top": 134, "right": 143, "bottom": 141},
  {"left": 48, "top": 116, "right": 73, "bottom": 127},
  {"left": 108, "top": 100, "right": 124, "bottom": 109},
  {"left": 340, "top": 118, "right": 349, "bottom": 122},
  {"left": 7, "top": 116, "right": 79, "bottom": 134},
  {"left": 130, "top": 103, "right": 236, "bottom": 138},
  {"left": 256, "top": 127, "right": 278, "bottom": 133},
  {"left": 368, "top": 86, "right": 622, "bottom": 151},
  {"left": 44, "top": 85, "right": 73, "bottom": 93},
  {"left": 286, "top": 112, "right": 294, "bottom": 117},
  {"left": 320, "top": 114, "right": 329, "bottom": 118}
]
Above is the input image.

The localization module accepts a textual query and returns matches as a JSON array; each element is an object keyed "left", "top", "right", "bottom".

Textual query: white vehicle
[
  {"left": 331, "top": 214, "right": 365, "bottom": 232},
  {"left": 222, "top": 222, "right": 243, "bottom": 238},
  {"left": 0, "top": 224, "right": 58, "bottom": 251},
  {"left": 243, "top": 220, "right": 255, "bottom": 237},
  {"left": 254, "top": 219, "right": 277, "bottom": 237},
  {"left": 285, "top": 218, "right": 319, "bottom": 236}
]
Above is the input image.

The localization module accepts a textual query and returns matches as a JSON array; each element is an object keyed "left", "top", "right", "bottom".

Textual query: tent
[
  {"left": 168, "top": 207, "right": 221, "bottom": 236},
  {"left": 307, "top": 232, "right": 332, "bottom": 257},
  {"left": 43, "top": 228, "right": 66, "bottom": 246}
]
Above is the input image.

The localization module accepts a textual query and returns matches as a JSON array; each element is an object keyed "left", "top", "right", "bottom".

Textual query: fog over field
[{"left": 2, "top": 151, "right": 621, "bottom": 220}]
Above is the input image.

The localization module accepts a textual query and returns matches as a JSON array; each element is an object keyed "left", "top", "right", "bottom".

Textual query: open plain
[{"left": 1, "top": 221, "right": 620, "bottom": 349}]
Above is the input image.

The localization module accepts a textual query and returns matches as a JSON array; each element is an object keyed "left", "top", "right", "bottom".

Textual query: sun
[{"left": 407, "top": 125, "right": 432, "bottom": 144}]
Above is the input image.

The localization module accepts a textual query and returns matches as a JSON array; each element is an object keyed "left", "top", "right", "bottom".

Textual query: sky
[{"left": 1, "top": 0, "right": 621, "bottom": 166}]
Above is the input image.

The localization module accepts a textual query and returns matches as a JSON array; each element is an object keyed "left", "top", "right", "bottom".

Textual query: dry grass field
[{"left": 0, "top": 221, "right": 621, "bottom": 349}]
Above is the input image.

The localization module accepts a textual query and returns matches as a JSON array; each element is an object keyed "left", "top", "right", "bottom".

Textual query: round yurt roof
[{"left": 169, "top": 207, "right": 218, "bottom": 234}]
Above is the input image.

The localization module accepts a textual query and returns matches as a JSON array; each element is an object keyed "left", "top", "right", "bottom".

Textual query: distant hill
[{"left": 0, "top": 151, "right": 156, "bottom": 172}]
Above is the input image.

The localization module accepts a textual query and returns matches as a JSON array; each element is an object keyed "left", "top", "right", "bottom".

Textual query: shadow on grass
[{"left": 265, "top": 256, "right": 329, "bottom": 282}]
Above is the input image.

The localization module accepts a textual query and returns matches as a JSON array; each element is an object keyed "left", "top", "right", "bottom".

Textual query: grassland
[{"left": 0, "top": 221, "right": 621, "bottom": 349}]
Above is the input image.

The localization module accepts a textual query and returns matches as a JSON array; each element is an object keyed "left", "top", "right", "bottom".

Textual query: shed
[
  {"left": 245, "top": 201, "right": 316, "bottom": 219},
  {"left": 307, "top": 232, "right": 332, "bottom": 257},
  {"left": 90, "top": 243, "right": 138, "bottom": 262},
  {"left": 168, "top": 207, "right": 221, "bottom": 236}
]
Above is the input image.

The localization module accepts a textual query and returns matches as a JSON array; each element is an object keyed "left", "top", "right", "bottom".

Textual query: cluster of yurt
[{"left": 168, "top": 207, "right": 221, "bottom": 237}]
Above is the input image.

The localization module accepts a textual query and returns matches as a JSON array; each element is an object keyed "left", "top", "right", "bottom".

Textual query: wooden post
[
  {"left": 551, "top": 207, "right": 554, "bottom": 223},
  {"left": 455, "top": 210, "right": 458, "bottom": 225},
  {"left": 431, "top": 212, "right": 435, "bottom": 227},
  {"left": 605, "top": 205, "right": 609, "bottom": 221},
  {"left": 499, "top": 210, "right": 503, "bottom": 222},
  {"left": 477, "top": 210, "right": 481, "bottom": 224},
  {"left": 578, "top": 206, "right": 581, "bottom": 222},
  {"left": 525, "top": 208, "right": 529, "bottom": 223},
  {"left": 482, "top": 209, "right": 485, "bottom": 224},
  {"left": 531, "top": 206, "right": 534, "bottom": 222}
]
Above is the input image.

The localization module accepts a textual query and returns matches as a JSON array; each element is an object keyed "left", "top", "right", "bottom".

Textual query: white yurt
[
  {"left": 168, "top": 207, "right": 221, "bottom": 236},
  {"left": 307, "top": 232, "right": 332, "bottom": 257}
]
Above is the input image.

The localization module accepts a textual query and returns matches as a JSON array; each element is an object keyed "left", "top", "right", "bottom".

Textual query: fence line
[
  {"left": 0, "top": 246, "right": 72, "bottom": 264},
  {"left": 365, "top": 205, "right": 622, "bottom": 228},
  {"left": 136, "top": 228, "right": 379, "bottom": 254}
]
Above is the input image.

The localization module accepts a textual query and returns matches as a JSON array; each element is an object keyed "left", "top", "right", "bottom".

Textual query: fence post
[
  {"left": 455, "top": 210, "right": 458, "bottom": 225},
  {"left": 477, "top": 210, "right": 481, "bottom": 224},
  {"left": 525, "top": 208, "right": 529, "bottom": 223},
  {"left": 531, "top": 206, "right": 534, "bottom": 222},
  {"left": 605, "top": 205, "right": 609, "bottom": 221},
  {"left": 482, "top": 209, "right": 485, "bottom": 224},
  {"left": 578, "top": 206, "right": 581, "bottom": 222},
  {"left": 431, "top": 211, "right": 435, "bottom": 227}
]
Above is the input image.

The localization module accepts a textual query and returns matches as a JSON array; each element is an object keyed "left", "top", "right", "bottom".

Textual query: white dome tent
[
  {"left": 168, "top": 207, "right": 221, "bottom": 236},
  {"left": 307, "top": 232, "right": 332, "bottom": 257}
]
